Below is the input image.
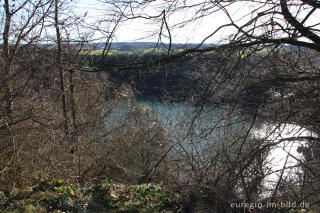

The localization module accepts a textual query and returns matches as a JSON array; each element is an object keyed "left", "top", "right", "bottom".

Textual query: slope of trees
[
  {"left": 1, "top": 0, "right": 320, "bottom": 212},
  {"left": 100, "top": 0, "right": 320, "bottom": 211}
]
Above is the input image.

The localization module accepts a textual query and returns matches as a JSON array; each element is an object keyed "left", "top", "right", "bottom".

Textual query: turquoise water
[
  {"left": 138, "top": 100, "right": 248, "bottom": 132},
  {"left": 103, "top": 98, "right": 251, "bottom": 159},
  {"left": 103, "top": 99, "right": 313, "bottom": 195},
  {"left": 133, "top": 100, "right": 251, "bottom": 156}
]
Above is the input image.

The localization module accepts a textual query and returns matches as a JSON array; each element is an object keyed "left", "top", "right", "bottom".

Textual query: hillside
[{"left": 0, "top": 179, "right": 182, "bottom": 212}]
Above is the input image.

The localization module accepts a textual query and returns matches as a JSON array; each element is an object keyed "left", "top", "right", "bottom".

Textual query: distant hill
[{"left": 90, "top": 42, "right": 214, "bottom": 51}]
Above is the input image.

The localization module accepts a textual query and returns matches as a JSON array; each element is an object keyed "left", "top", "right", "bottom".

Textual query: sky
[
  {"left": 75, "top": 0, "right": 243, "bottom": 43},
  {"left": 75, "top": 0, "right": 320, "bottom": 44},
  {"left": 1, "top": 0, "right": 318, "bottom": 44}
]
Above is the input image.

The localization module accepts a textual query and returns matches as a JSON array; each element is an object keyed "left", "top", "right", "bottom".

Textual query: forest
[{"left": 1, "top": 0, "right": 320, "bottom": 212}]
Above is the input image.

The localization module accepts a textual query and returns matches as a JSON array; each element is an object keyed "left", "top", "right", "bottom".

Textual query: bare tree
[
  {"left": 98, "top": 0, "right": 320, "bottom": 211},
  {"left": 0, "top": 0, "right": 55, "bottom": 187},
  {"left": 0, "top": 0, "right": 120, "bottom": 189}
]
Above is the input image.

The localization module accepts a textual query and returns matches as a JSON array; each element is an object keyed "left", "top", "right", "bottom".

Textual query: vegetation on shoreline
[{"left": 0, "top": 179, "right": 182, "bottom": 212}]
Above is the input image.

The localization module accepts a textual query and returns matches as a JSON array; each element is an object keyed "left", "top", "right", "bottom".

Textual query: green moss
[
  {"left": 85, "top": 183, "right": 180, "bottom": 212},
  {"left": 1, "top": 180, "right": 181, "bottom": 213},
  {"left": 23, "top": 204, "right": 37, "bottom": 213}
]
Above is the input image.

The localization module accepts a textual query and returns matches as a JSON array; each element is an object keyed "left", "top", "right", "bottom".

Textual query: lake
[{"left": 106, "top": 99, "right": 315, "bottom": 196}]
